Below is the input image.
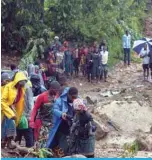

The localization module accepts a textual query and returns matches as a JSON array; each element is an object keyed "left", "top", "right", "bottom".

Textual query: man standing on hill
[
  {"left": 122, "top": 30, "right": 131, "bottom": 66},
  {"left": 148, "top": 45, "right": 152, "bottom": 80}
]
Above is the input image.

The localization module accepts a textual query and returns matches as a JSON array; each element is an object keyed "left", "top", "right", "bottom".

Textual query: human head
[
  {"left": 73, "top": 98, "right": 87, "bottom": 113},
  {"left": 126, "top": 30, "right": 129, "bottom": 36},
  {"left": 58, "top": 75, "right": 67, "bottom": 86},
  {"left": 1, "top": 73, "right": 11, "bottom": 86},
  {"left": 39, "top": 63, "right": 43, "bottom": 69},
  {"left": 103, "top": 46, "right": 107, "bottom": 52},
  {"left": 48, "top": 81, "right": 61, "bottom": 96},
  {"left": 35, "top": 65, "right": 39, "bottom": 74},
  {"left": 35, "top": 59, "right": 41, "bottom": 66},
  {"left": 10, "top": 64, "right": 17, "bottom": 71},
  {"left": 67, "top": 87, "right": 78, "bottom": 103},
  {"left": 16, "top": 80, "right": 27, "bottom": 88},
  {"left": 54, "top": 36, "right": 59, "bottom": 41},
  {"left": 63, "top": 41, "right": 68, "bottom": 47},
  {"left": 13, "top": 72, "right": 27, "bottom": 88},
  {"left": 28, "top": 64, "right": 35, "bottom": 76},
  {"left": 95, "top": 47, "right": 99, "bottom": 53},
  {"left": 30, "top": 74, "right": 40, "bottom": 86}
]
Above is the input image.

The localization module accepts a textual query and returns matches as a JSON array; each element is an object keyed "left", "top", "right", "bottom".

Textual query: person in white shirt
[
  {"left": 122, "top": 30, "right": 131, "bottom": 66},
  {"left": 139, "top": 43, "right": 150, "bottom": 80},
  {"left": 100, "top": 47, "right": 109, "bottom": 82}
]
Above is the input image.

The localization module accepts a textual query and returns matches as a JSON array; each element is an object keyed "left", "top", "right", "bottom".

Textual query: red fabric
[
  {"left": 42, "top": 72, "right": 47, "bottom": 81},
  {"left": 30, "top": 91, "right": 60, "bottom": 140},
  {"left": 84, "top": 47, "right": 88, "bottom": 55},
  {"left": 63, "top": 41, "right": 68, "bottom": 47},
  {"left": 47, "top": 63, "right": 57, "bottom": 76},
  {"left": 30, "top": 91, "right": 49, "bottom": 123},
  {"left": 30, "top": 91, "right": 49, "bottom": 140}
]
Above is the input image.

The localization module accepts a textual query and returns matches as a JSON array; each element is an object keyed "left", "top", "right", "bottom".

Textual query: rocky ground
[
  {"left": 1, "top": 58, "right": 152, "bottom": 158},
  {"left": 68, "top": 62, "right": 152, "bottom": 158},
  {"left": 1, "top": 15, "right": 152, "bottom": 156}
]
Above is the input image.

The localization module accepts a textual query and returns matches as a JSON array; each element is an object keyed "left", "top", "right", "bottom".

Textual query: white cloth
[
  {"left": 73, "top": 98, "right": 87, "bottom": 111},
  {"left": 101, "top": 51, "right": 109, "bottom": 65},
  {"left": 139, "top": 48, "right": 150, "bottom": 64}
]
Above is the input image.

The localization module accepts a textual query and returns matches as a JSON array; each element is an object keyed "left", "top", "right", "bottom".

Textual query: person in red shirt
[
  {"left": 61, "top": 41, "right": 69, "bottom": 52},
  {"left": 29, "top": 81, "right": 61, "bottom": 141},
  {"left": 83, "top": 45, "right": 89, "bottom": 56}
]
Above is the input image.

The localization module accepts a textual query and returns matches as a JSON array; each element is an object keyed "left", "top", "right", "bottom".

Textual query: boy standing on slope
[
  {"left": 100, "top": 47, "right": 109, "bottom": 82},
  {"left": 139, "top": 44, "right": 150, "bottom": 81}
]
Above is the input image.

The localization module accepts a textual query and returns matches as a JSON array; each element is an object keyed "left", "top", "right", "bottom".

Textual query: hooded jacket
[
  {"left": 1, "top": 72, "right": 27, "bottom": 126},
  {"left": 46, "top": 87, "right": 70, "bottom": 148}
]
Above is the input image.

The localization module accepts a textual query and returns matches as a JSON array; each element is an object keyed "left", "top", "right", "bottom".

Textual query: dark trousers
[
  {"left": 124, "top": 48, "right": 130, "bottom": 65},
  {"left": 73, "top": 59, "right": 79, "bottom": 75},
  {"left": 100, "top": 64, "right": 108, "bottom": 80},
  {"left": 15, "top": 128, "right": 34, "bottom": 148}
]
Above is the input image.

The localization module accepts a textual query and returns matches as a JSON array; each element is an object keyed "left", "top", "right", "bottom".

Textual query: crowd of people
[
  {"left": 122, "top": 30, "right": 152, "bottom": 80},
  {"left": 1, "top": 32, "right": 152, "bottom": 158},
  {"left": 44, "top": 36, "right": 109, "bottom": 83},
  {"left": 1, "top": 48, "right": 97, "bottom": 157},
  {"left": 1, "top": 35, "right": 109, "bottom": 158}
]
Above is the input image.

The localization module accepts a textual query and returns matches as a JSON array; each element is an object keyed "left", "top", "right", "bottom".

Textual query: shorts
[
  {"left": 149, "top": 63, "right": 152, "bottom": 69},
  {"left": 142, "top": 64, "right": 149, "bottom": 70}
]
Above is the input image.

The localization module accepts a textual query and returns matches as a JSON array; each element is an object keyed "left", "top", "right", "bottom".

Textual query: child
[
  {"left": 139, "top": 44, "right": 150, "bottom": 80},
  {"left": 86, "top": 48, "right": 93, "bottom": 82},
  {"left": 80, "top": 54, "right": 86, "bottom": 76},
  {"left": 100, "top": 46, "right": 109, "bottom": 82},
  {"left": 69, "top": 98, "right": 96, "bottom": 158}
]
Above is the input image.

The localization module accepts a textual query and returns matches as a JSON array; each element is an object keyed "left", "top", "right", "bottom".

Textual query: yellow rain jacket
[
  {"left": 27, "top": 80, "right": 32, "bottom": 88},
  {"left": 1, "top": 72, "right": 27, "bottom": 126},
  {"left": 1, "top": 85, "right": 9, "bottom": 122}
]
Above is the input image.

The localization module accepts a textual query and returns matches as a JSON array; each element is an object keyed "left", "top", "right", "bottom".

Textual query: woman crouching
[{"left": 69, "top": 98, "right": 96, "bottom": 158}]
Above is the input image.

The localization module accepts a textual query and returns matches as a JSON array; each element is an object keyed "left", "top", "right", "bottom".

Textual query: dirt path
[
  {"left": 1, "top": 60, "right": 152, "bottom": 158},
  {"left": 68, "top": 62, "right": 152, "bottom": 157}
]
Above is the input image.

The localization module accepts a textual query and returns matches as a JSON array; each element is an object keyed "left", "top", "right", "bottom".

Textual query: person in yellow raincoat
[
  {"left": 1, "top": 72, "right": 30, "bottom": 147},
  {"left": 14, "top": 71, "right": 34, "bottom": 148},
  {"left": 1, "top": 72, "right": 27, "bottom": 124},
  {"left": 1, "top": 72, "right": 16, "bottom": 149}
]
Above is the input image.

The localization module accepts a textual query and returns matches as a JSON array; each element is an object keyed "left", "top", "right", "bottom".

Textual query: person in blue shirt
[
  {"left": 46, "top": 87, "right": 78, "bottom": 157},
  {"left": 64, "top": 48, "right": 73, "bottom": 77},
  {"left": 122, "top": 30, "right": 131, "bottom": 66}
]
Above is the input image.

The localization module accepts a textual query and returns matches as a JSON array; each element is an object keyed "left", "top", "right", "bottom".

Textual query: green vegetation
[
  {"left": 1, "top": 0, "right": 148, "bottom": 68},
  {"left": 121, "top": 141, "right": 139, "bottom": 158}
]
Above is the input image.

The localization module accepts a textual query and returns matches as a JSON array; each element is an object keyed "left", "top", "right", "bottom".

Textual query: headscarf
[
  {"left": 73, "top": 98, "right": 87, "bottom": 111},
  {"left": 34, "top": 65, "right": 44, "bottom": 86},
  {"left": 30, "top": 74, "right": 41, "bottom": 96},
  {"left": 30, "top": 74, "right": 41, "bottom": 87},
  {"left": 27, "top": 64, "right": 35, "bottom": 76}
]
